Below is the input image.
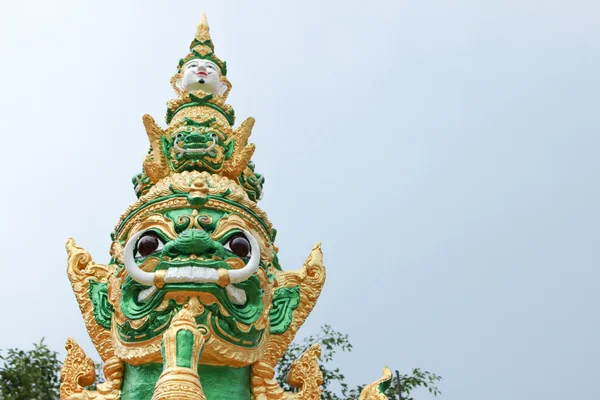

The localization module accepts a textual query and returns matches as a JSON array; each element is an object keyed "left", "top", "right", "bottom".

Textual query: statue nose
[
  {"left": 163, "top": 229, "right": 219, "bottom": 258},
  {"left": 185, "top": 132, "right": 209, "bottom": 143}
]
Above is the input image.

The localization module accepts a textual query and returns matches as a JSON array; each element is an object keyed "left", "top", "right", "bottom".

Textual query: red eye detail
[
  {"left": 136, "top": 233, "right": 163, "bottom": 258},
  {"left": 225, "top": 234, "right": 251, "bottom": 258}
]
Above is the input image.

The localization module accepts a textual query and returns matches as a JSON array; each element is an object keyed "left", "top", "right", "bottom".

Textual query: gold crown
[{"left": 132, "top": 15, "right": 263, "bottom": 204}]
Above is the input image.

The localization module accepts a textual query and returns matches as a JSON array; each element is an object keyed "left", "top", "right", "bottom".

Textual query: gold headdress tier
[{"left": 133, "top": 14, "right": 262, "bottom": 204}]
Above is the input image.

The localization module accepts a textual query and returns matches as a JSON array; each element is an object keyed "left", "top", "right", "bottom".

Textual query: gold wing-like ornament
[
  {"left": 223, "top": 117, "right": 256, "bottom": 179},
  {"left": 65, "top": 239, "right": 123, "bottom": 393},
  {"left": 142, "top": 114, "right": 169, "bottom": 183},
  {"left": 251, "top": 243, "right": 326, "bottom": 399},
  {"left": 265, "top": 242, "right": 326, "bottom": 366},
  {"left": 359, "top": 367, "right": 392, "bottom": 400}
]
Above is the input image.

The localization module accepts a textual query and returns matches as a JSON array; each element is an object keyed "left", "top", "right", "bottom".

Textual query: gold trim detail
[
  {"left": 154, "top": 269, "right": 167, "bottom": 289},
  {"left": 115, "top": 171, "right": 273, "bottom": 241},
  {"left": 217, "top": 268, "right": 231, "bottom": 287}
]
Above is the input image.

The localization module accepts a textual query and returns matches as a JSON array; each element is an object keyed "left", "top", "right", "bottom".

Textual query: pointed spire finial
[
  {"left": 199, "top": 13, "right": 209, "bottom": 30},
  {"left": 192, "top": 13, "right": 212, "bottom": 51}
]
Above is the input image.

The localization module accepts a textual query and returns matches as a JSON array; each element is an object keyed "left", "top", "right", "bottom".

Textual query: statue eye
[
  {"left": 207, "top": 64, "right": 214, "bottom": 70},
  {"left": 135, "top": 232, "right": 165, "bottom": 259},
  {"left": 223, "top": 234, "right": 251, "bottom": 258}
]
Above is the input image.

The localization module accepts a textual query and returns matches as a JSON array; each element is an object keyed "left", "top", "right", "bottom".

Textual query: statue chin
[{"left": 185, "top": 80, "right": 222, "bottom": 95}]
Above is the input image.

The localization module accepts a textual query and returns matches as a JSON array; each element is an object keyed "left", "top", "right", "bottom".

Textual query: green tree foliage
[
  {"left": 361, "top": 368, "right": 442, "bottom": 400},
  {"left": 0, "top": 339, "right": 61, "bottom": 400},
  {"left": 275, "top": 325, "right": 442, "bottom": 400}
]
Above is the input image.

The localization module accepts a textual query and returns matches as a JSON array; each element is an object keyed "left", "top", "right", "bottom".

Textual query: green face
[
  {"left": 106, "top": 206, "right": 275, "bottom": 365},
  {"left": 164, "top": 121, "right": 233, "bottom": 173}
]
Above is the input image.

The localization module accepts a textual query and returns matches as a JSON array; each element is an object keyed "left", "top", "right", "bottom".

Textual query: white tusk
[
  {"left": 138, "top": 286, "right": 158, "bottom": 302},
  {"left": 225, "top": 284, "right": 247, "bottom": 305},
  {"left": 227, "top": 230, "right": 261, "bottom": 283},
  {"left": 124, "top": 230, "right": 156, "bottom": 286}
]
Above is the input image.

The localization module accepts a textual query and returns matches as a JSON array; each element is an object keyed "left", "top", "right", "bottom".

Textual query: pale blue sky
[{"left": 0, "top": 1, "right": 598, "bottom": 399}]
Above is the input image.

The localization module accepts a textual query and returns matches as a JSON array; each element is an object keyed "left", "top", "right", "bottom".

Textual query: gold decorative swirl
[
  {"left": 60, "top": 341, "right": 122, "bottom": 399},
  {"left": 286, "top": 344, "right": 323, "bottom": 399},
  {"left": 60, "top": 337, "right": 96, "bottom": 399}
]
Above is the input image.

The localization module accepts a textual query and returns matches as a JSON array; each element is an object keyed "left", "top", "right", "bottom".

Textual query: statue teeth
[
  {"left": 164, "top": 266, "right": 219, "bottom": 282},
  {"left": 136, "top": 266, "right": 247, "bottom": 305},
  {"left": 173, "top": 139, "right": 217, "bottom": 155}
]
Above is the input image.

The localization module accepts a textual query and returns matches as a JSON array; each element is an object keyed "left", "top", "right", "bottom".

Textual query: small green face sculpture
[{"left": 165, "top": 123, "right": 232, "bottom": 173}]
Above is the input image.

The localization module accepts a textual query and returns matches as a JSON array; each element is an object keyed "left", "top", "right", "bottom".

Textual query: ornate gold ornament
[
  {"left": 287, "top": 344, "right": 324, "bottom": 399},
  {"left": 60, "top": 338, "right": 121, "bottom": 400},
  {"left": 60, "top": 338, "right": 95, "bottom": 399}
]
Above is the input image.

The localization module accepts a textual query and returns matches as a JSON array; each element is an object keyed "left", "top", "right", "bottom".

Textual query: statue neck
[{"left": 121, "top": 363, "right": 252, "bottom": 400}]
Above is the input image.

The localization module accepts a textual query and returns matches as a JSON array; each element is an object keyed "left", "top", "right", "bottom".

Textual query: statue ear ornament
[
  {"left": 171, "top": 73, "right": 185, "bottom": 96},
  {"left": 60, "top": 13, "right": 392, "bottom": 400}
]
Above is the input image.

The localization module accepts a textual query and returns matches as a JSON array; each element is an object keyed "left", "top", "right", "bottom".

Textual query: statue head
[
  {"left": 67, "top": 171, "right": 325, "bottom": 371},
  {"left": 108, "top": 172, "right": 276, "bottom": 365},
  {"left": 170, "top": 13, "right": 230, "bottom": 98},
  {"left": 176, "top": 58, "right": 227, "bottom": 95}
]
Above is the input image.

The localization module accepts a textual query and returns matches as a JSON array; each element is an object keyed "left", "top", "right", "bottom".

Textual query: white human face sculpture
[{"left": 177, "top": 59, "right": 226, "bottom": 95}]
